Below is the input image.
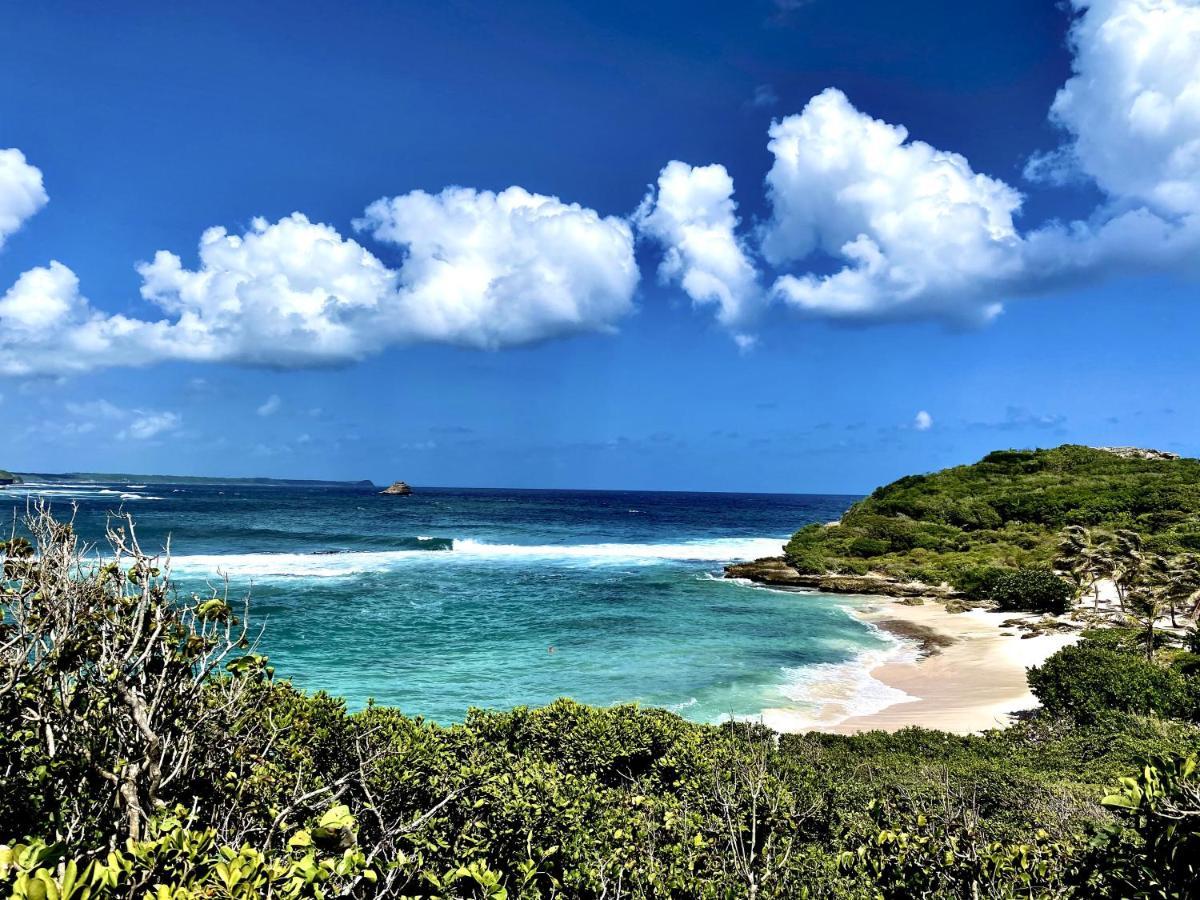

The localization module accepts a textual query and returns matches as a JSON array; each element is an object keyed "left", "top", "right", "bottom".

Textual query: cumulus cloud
[
  {"left": 635, "top": 161, "right": 763, "bottom": 339},
  {"left": 0, "top": 148, "right": 47, "bottom": 248},
  {"left": 0, "top": 262, "right": 173, "bottom": 376},
  {"left": 1043, "top": 0, "right": 1200, "bottom": 215},
  {"left": 137, "top": 214, "right": 400, "bottom": 366},
  {"left": 914, "top": 410, "right": 933, "bottom": 431},
  {"left": 752, "top": 1, "right": 1200, "bottom": 326},
  {"left": 2, "top": 188, "right": 638, "bottom": 374},
  {"left": 762, "top": 88, "right": 1024, "bottom": 324},
  {"left": 356, "top": 185, "right": 638, "bottom": 349},
  {"left": 5, "top": 0, "right": 1200, "bottom": 370},
  {"left": 1020, "top": 0, "right": 1200, "bottom": 282}
]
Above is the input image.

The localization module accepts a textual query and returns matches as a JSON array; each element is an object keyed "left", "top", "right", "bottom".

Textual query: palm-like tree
[
  {"left": 1158, "top": 553, "right": 1200, "bottom": 629},
  {"left": 1109, "top": 529, "right": 1145, "bottom": 612},
  {"left": 1129, "top": 553, "right": 1170, "bottom": 661},
  {"left": 1055, "top": 525, "right": 1111, "bottom": 611}
]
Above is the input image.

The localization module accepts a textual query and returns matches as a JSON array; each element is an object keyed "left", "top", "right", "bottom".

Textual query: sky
[{"left": 0, "top": 0, "right": 1198, "bottom": 493}]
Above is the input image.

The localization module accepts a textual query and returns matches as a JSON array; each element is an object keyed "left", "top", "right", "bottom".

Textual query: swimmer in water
[{"left": 547, "top": 645, "right": 556, "bottom": 654}]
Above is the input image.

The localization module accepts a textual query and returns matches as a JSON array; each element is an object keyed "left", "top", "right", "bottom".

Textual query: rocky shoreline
[{"left": 724, "top": 556, "right": 961, "bottom": 601}]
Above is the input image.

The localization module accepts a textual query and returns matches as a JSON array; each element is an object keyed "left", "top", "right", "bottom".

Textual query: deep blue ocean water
[{"left": 2, "top": 481, "right": 902, "bottom": 725}]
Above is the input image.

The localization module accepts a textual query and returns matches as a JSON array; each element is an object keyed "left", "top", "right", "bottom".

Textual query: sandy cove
[{"left": 760, "top": 597, "right": 1080, "bottom": 736}]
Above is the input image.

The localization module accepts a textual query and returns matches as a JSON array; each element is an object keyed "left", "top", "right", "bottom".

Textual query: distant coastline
[{"left": 10, "top": 472, "right": 376, "bottom": 488}]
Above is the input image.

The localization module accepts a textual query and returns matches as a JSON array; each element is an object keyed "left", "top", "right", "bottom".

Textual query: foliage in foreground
[{"left": 3, "top": 506, "right": 1200, "bottom": 898}]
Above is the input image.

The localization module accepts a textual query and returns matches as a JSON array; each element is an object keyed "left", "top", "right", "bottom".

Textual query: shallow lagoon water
[{"left": 3, "top": 482, "right": 901, "bottom": 724}]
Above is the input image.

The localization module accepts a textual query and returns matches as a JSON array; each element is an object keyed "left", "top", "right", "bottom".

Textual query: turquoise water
[{"left": 3, "top": 482, "right": 901, "bottom": 724}]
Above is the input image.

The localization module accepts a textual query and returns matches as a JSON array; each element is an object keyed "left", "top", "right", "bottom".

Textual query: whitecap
[{"left": 169, "top": 535, "right": 787, "bottom": 579}]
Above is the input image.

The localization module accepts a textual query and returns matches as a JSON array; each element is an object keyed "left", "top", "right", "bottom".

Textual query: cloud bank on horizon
[{"left": 1, "top": 0, "right": 1198, "bottom": 375}]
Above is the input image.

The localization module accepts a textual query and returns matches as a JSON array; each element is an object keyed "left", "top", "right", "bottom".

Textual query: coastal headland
[{"left": 726, "top": 444, "right": 1200, "bottom": 735}]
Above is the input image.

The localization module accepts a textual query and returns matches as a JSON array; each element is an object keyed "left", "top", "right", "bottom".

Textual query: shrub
[
  {"left": 1074, "top": 753, "right": 1200, "bottom": 899},
  {"left": 847, "top": 536, "right": 891, "bottom": 557},
  {"left": 840, "top": 802, "right": 1075, "bottom": 900},
  {"left": 0, "top": 807, "right": 377, "bottom": 900},
  {"left": 1028, "top": 646, "right": 1194, "bottom": 724},
  {"left": 1079, "top": 626, "right": 1172, "bottom": 656},
  {"left": 988, "top": 567, "right": 1073, "bottom": 614},
  {"left": 950, "top": 564, "right": 1008, "bottom": 600}
]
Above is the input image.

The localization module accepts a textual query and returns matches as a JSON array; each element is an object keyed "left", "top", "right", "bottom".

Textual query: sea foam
[
  {"left": 776, "top": 644, "right": 918, "bottom": 721},
  {"left": 169, "top": 536, "right": 786, "bottom": 579}
]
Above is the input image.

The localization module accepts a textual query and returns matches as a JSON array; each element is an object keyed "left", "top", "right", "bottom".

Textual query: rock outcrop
[
  {"left": 724, "top": 556, "right": 961, "bottom": 600},
  {"left": 380, "top": 481, "right": 413, "bottom": 495},
  {"left": 1094, "top": 446, "right": 1180, "bottom": 461}
]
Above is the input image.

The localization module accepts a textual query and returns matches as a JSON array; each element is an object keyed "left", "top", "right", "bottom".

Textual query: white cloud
[
  {"left": 1020, "top": 0, "right": 1200, "bottom": 282},
  {"left": 137, "top": 213, "right": 400, "bottom": 367},
  {"left": 914, "top": 410, "right": 933, "bottom": 431},
  {"left": 635, "top": 161, "right": 763, "bottom": 338},
  {"left": 0, "top": 148, "right": 47, "bottom": 249},
  {"left": 762, "top": 88, "right": 1024, "bottom": 324},
  {"left": 121, "top": 410, "right": 181, "bottom": 441},
  {"left": 1042, "top": 0, "right": 1200, "bottom": 216},
  {"left": 256, "top": 393, "right": 282, "bottom": 416},
  {"left": 1, "top": 187, "right": 638, "bottom": 374},
  {"left": 356, "top": 185, "right": 638, "bottom": 349},
  {"left": 0, "top": 262, "right": 169, "bottom": 376},
  {"left": 5, "top": 1, "right": 1200, "bottom": 371},
  {"left": 60, "top": 398, "right": 180, "bottom": 441},
  {"left": 750, "top": 84, "right": 779, "bottom": 108}
]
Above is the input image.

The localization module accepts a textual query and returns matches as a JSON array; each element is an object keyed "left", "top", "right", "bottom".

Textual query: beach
[{"left": 760, "top": 596, "right": 1080, "bottom": 735}]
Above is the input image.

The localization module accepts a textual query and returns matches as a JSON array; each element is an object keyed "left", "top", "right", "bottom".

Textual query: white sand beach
[{"left": 760, "top": 598, "right": 1080, "bottom": 735}]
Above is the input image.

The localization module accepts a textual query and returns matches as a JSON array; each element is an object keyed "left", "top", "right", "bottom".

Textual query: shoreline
[{"left": 758, "top": 593, "right": 1080, "bottom": 735}]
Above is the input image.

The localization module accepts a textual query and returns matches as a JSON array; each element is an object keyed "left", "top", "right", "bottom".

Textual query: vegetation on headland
[
  {"left": 3, "top": 487, "right": 1200, "bottom": 897},
  {"left": 0, "top": 469, "right": 18, "bottom": 485},
  {"left": 783, "top": 445, "right": 1200, "bottom": 601}
]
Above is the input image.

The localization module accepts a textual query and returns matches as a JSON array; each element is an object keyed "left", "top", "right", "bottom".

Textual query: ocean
[{"left": 1, "top": 481, "right": 906, "bottom": 725}]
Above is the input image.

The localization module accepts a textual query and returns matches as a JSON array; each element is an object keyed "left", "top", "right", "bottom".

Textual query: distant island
[{"left": 7, "top": 471, "right": 375, "bottom": 488}]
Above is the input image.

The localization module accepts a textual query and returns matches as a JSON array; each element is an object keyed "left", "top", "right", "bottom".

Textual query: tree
[
  {"left": 1110, "top": 529, "right": 1146, "bottom": 612},
  {"left": 0, "top": 504, "right": 263, "bottom": 843},
  {"left": 1055, "top": 525, "right": 1111, "bottom": 611},
  {"left": 1158, "top": 553, "right": 1200, "bottom": 629},
  {"left": 1130, "top": 556, "right": 1173, "bottom": 662}
]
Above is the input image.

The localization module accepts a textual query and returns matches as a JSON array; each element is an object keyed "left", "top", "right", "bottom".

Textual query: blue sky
[{"left": 0, "top": 0, "right": 1197, "bottom": 492}]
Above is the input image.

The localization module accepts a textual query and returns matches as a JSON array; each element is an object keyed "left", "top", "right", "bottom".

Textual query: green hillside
[{"left": 785, "top": 445, "right": 1200, "bottom": 593}]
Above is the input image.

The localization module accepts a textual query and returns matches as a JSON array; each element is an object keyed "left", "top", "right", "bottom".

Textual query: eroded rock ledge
[{"left": 724, "top": 556, "right": 960, "bottom": 600}]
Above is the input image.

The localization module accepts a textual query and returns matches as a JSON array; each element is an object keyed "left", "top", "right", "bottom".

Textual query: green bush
[
  {"left": 1074, "top": 753, "right": 1200, "bottom": 899},
  {"left": 1079, "top": 626, "right": 1172, "bottom": 656},
  {"left": 847, "top": 536, "right": 891, "bottom": 557},
  {"left": 987, "top": 567, "right": 1073, "bottom": 614},
  {"left": 1028, "top": 646, "right": 1194, "bottom": 724},
  {"left": 950, "top": 564, "right": 1008, "bottom": 600}
]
